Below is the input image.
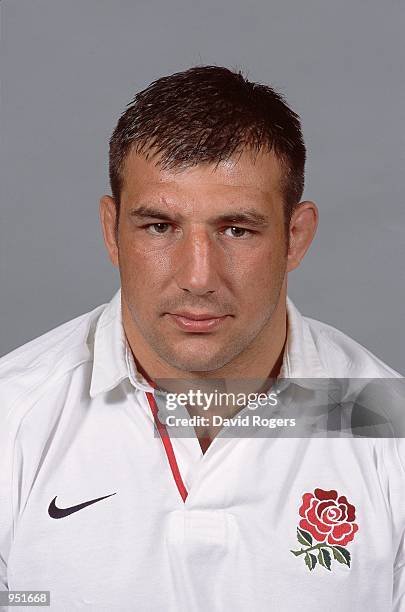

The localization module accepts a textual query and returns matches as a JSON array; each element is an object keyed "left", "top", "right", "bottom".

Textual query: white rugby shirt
[{"left": 0, "top": 289, "right": 404, "bottom": 612}]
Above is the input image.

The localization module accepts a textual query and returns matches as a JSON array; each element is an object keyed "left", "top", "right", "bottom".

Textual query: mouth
[{"left": 165, "top": 312, "right": 231, "bottom": 333}]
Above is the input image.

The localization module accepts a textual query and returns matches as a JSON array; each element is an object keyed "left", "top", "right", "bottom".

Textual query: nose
[{"left": 173, "top": 227, "right": 221, "bottom": 296}]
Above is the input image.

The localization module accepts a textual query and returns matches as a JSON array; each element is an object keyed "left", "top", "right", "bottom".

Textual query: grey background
[{"left": 1, "top": 0, "right": 404, "bottom": 372}]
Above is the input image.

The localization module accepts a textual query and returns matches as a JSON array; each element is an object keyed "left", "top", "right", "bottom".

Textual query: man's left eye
[
  {"left": 147, "top": 223, "right": 171, "bottom": 235},
  {"left": 223, "top": 226, "right": 251, "bottom": 238}
]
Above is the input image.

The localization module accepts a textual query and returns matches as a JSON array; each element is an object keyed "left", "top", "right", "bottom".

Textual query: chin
[
  {"left": 157, "top": 344, "right": 233, "bottom": 374},
  {"left": 166, "top": 355, "right": 227, "bottom": 374}
]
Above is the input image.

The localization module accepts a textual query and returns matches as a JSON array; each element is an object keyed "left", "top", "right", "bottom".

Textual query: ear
[
  {"left": 99, "top": 195, "right": 119, "bottom": 268},
  {"left": 287, "top": 201, "right": 318, "bottom": 272}
]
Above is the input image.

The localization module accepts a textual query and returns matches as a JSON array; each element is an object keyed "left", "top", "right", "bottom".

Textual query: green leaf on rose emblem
[
  {"left": 296, "top": 527, "right": 313, "bottom": 547},
  {"left": 304, "top": 553, "right": 317, "bottom": 571},
  {"left": 318, "top": 548, "right": 332, "bottom": 571},
  {"left": 332, "top": 545, "right": 351, "bottom": 567}
]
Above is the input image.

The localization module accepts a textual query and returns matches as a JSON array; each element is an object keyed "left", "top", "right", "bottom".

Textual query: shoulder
[
  {"left": 303, "top": 315, "right": 402, "bottom": 378},
  {"left": 0, "top": 301, "right": 109, "bottom": 548},
  {"left": 0, "top": 302, "right": 106, "bottom": 418}
]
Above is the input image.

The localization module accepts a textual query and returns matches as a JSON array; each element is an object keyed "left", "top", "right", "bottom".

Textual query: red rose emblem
[{"left": 299, "top": 488, "right": 358, "bottom": 546}]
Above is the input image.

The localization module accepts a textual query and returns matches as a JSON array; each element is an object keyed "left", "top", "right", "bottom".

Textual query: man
[{"left": 0, "top": 65, "right": 404, "bottom": 611}]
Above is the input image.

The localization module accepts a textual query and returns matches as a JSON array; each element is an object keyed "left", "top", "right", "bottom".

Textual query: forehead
[{"left": 120, "top": 148, "right": 284, "bottom": 207}]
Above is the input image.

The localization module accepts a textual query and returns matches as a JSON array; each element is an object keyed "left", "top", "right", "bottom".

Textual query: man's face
[{"left": 104, "top": 149, "right": 292, "bottom": 373}]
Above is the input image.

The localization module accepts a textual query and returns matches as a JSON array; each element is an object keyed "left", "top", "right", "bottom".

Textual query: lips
[{"left": 166, "top": 312, "right": 230, "bottom": 332}]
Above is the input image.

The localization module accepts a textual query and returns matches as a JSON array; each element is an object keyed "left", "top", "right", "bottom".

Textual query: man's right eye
[{"left": 146, "top": 223, "right": 171, "bottom": 235}]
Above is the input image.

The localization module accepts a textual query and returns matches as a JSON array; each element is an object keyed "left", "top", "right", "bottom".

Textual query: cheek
[
  {"left": 232, "top": 244, "right": 286, "bottom": 292},
  {"left": 118, "top": 240, "right": 172, "bottom": 287}
]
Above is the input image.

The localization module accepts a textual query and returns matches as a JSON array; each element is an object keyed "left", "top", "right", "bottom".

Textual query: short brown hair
[{"left": 109, "top": 65, "right": 306, "bottom": 223}]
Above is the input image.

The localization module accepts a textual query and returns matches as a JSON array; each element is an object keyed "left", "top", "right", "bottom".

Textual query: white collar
[
  {"left": 89, "top": 289, "right": 328, "bottom": 398},
  {"left": 281, "top": 297, "right": 329, "bottom": 380},
  {"left": 89, "top": 289, "right": 153, "bottom": 398}
]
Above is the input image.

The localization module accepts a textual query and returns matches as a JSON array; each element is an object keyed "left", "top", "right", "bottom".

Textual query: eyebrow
[
  {"left": 129, "top": 206, "right": 180, "bottom": 222},
  {"left": 128, "top": 205, "right": 270, "bottom": 227},
  {"left": 214, "top": 211, "right": 269, "bottom": 227}
]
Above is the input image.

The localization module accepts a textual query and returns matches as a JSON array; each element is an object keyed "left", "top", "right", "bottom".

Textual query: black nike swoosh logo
[{"left": 48, "top": 492, "right": 116, "bottom": 519}]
